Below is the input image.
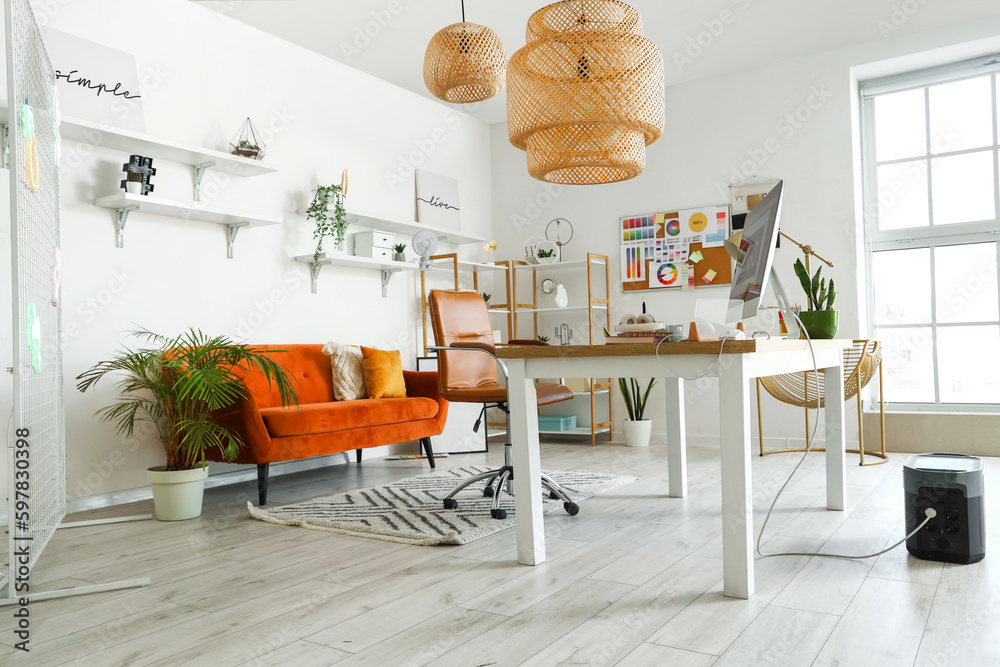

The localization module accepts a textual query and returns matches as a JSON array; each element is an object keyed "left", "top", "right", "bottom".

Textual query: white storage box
[{"left": 355, "top": 230, "right": 395, "bottom": 258}]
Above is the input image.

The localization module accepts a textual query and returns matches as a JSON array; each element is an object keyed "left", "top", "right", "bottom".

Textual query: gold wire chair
[{"left": 756, "top": 339, "right": 887, "bottom": 466}]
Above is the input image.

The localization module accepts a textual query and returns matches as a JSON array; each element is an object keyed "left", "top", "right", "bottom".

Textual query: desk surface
[{"left": 495, "top": 338, "right": 851, "bottom": 359}]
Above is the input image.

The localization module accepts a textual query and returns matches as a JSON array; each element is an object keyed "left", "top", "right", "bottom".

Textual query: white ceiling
[{"left": 195, "top": 0, "right": 1000, "bottom": 124}]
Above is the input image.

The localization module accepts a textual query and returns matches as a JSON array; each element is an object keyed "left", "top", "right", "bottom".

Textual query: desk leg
[
  {"left": 507, "top": 359, "right": 546, "bottom": 566},
  {"left": 719, "top": 357, "right": 753, "bottom": 599},
  {"left": 664, "top": 377, "right": 687, "bottom": 498},
  {"left": 824, "top": 358, "right": 847, "bottom": 511}
]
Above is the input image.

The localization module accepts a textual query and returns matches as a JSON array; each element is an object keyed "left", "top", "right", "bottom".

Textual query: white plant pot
[
  {"left": 623, "top": 419, "right": 652, "bottom": 447},
  {"left": 147, "top": 465, "right": 209, "bottom": 521},
  {"left": 124, "top": 181, "right": 142, "bottom": 194}
]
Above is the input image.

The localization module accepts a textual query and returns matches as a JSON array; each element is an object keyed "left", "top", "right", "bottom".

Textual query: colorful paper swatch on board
[
  {"left": 687, "top": 211, "right": 708, "bottom": 233},
  {"left": 665, "top": 217, "right": 680, "bottom": 237},
  {"left": 654, "top": 262, "right": 678, "bottom": 286},
  {"left": 703, "top": 268, "right": 718, "bottom": 284},
  {"left": 703, "top": 209, "right": 728, "bottom": 247},
  {"left": 689, "top": 250, "right": 704, "bottom": 263}
]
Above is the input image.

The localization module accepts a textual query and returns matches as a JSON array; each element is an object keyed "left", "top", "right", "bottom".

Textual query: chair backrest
[
  {"left": 241, "top": 344, "right": 334, "bottom": 408},
  {"left": 759, "top": 339, "right": 883, "bottom": 406},
  {"left": 428, "top": 289, "right": 498, "bottom": 394}
]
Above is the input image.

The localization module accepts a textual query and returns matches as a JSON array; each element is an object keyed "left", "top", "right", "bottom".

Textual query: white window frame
[{"left": 860, "top": 54, "right": 1000, "bottom": 414}]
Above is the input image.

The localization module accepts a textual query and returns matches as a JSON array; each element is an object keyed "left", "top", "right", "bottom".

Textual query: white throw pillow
[{"left": 321, "top": 341, "right": 366, "bottom": 401}]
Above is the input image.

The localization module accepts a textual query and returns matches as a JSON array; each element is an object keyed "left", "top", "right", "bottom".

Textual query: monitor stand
[{"left": 687, "top": 266, "right": 790, "bottom": 342}]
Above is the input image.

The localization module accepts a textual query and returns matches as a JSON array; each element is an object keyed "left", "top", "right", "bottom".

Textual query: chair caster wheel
[
  {"left": 491, "top": 508, "right": 507, "bottom": 520},
  {"left": 443, "top": 498, "right": 458, "bottom": 510},
  {"left": 564, "top": 502, "right": 579, "bottom": 516},
  {"left": 483, "top": 486, "right": 494, "bottom": 498}
]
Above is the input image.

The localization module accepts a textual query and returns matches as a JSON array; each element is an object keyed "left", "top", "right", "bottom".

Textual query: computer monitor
[{"left": 727, "top": 181, "right": 784, "bottom": 322}]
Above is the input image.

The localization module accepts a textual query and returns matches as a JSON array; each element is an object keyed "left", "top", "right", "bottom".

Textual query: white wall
[
  {"left": 489, "top": 15, "right": 1000, "bottom": 450},
  {"left": 1, "top": 0, "right": 493, "bottom": 503}
]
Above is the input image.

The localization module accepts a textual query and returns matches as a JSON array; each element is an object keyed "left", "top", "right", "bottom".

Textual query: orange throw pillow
[{"left": 360, "top": 347, "right": 407, "bottom": 399}]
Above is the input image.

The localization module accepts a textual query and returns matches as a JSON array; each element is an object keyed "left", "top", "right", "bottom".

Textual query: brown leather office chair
[{"left": 428, "top": 289, "right": 578, "bottom": 519}]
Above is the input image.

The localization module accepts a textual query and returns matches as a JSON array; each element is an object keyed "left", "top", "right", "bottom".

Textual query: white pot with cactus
[{"left": 618, "top": 377, "right": 656, "bottom": 447}]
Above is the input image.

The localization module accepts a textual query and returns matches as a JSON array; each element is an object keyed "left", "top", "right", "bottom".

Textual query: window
[{"left": 861, "top": 56, "right": 1000, "bottom": 410}]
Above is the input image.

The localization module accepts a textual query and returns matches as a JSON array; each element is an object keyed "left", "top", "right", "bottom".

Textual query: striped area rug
[{"left": 247, "top": 465, "right": 637, "bottom": 546}]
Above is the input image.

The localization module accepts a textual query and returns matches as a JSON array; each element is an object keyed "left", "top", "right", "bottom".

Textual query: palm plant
[
  {"left": 618, "top": 377, "right": 656, "bottom": 421},
  {"left": 76, "top": 329, "right": 298, "bottom": 471}
]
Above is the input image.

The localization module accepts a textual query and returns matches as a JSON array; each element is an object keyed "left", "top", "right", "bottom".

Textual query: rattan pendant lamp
[
  {"left": 507, "top": 0, "right": 664, "bottom": 184},
  {"left": 424, "top": 0, "right": 506, "bottom": 104}
]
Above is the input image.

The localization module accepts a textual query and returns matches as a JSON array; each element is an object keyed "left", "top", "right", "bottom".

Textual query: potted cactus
[{"left": 794, "top": 259, "right": 838, "bottom": 339}]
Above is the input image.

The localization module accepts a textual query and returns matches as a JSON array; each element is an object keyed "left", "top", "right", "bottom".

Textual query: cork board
[{"left": 620, "top": 205, "right": 732, "bottom": 293}]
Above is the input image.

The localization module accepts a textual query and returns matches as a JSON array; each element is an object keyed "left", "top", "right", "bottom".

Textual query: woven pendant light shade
[
  {"left": 507, "top": 0, "right": 664, "bottom": 184},
  {"left": 424, "top": 22, "right": 506, "bottom": 104}
]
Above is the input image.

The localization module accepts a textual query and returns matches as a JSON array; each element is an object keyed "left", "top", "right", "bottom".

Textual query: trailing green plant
[
  {"left": 618, "top": 377, "right": 656, "bottom": 421},
  {"left": 76, "top": 329, "right": 298, "bottom": 471},
  {"left": 793, "top": 259, "right": 837, "bottom": 311},
  {"left": 482, "top": 292, "right": 492, "bottom": 304},
  {"left": 307, "top": 184, "right": 348, "bottom": 262},
  {"left": 393, "top": 243, "right": 406, "bottom": 254}
]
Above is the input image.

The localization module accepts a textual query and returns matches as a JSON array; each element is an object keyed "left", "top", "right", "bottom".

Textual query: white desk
[{"left": 496, "top": 338, "right": 850, "bottom": 600}]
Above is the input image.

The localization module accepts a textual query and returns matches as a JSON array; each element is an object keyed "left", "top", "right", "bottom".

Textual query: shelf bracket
[
  {"left": 226, "top": 222, "right": 249, "bottom": 259},
  {"left": 192, "top": 161, "right": 216, "bottom": 202},
  {"left": 309, "top": 261, "right": 324, "bottom": 294},
  {"left": 114, "top": 206, "right": 140, "bottom": 248},
  {"left": 380, "top": 269, "right": 400, "bottom": 298},
  {"left": 0, "top": 124, "right": 8, "bottom": 170}
]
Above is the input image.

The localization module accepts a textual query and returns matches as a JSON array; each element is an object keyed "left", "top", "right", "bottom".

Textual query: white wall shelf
[
  {"left": 297, "top": 208, "right": 487, "bottom": 246},
  {"left": 94, "top": 192, "right": 281, "bottom": 258},
  {"left": 0, "top": 99, "right": 279, "bottom": 198},
  {"left": 294, "top": 252, "right": 418, "bottom": 297}
]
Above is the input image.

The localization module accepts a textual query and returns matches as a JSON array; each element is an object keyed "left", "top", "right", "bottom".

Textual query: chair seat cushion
[
  {"left": 260, "top": 398, "right": 440, "bottom": 437},
  {"left": 442, "top": 382, "right": 573, "bottom": 406}
]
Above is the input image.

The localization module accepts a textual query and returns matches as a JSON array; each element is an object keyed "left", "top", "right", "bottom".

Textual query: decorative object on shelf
[
  {"left": 794, "top": 258, "right": 838, "bottom": 339},
  {"left": 554, "top": 283, "right": 569, "bottom": 308},
  {"left": 522, "top": 236, "right": 545, "bottom": 264},
  {"left": 536, "top": 239, "right": 559, "bottom": 264},
  {"left": 507, "top": 0, "right": 664, "bottom": 184},
  {"left": 483, "top": 239, "right": 497, "bottom": 264},
  {"left": 424, "top": 0, "right": 506, "bottom": 103},
  {"left": 546, "top": 217, "right": 574, "bottom": 260},
  {"left": 124, "top": 171, "right": 143, "bottom": 194},
  {"left": 415, "top": 169, "right": 461, "bottom": 230},
  {"left": 481, "top": 292, "right": 492, "bottom": 304},
  {"left": 393, "top": 243, "right": 407, "bottom": 262},
  {"left": 619, "top": 376, "right": 655, "bottom": 447},
  {"left": 229, "top": 117, "right": 265, "bottom": 160},
  {"left": 21, "top": 99, "right": 40, "bottom": 191},
  {"left": 538, "top": 276, "right": 558, "bottom": 296},
  {"left": 412, "top": 229, "right": 440, "bottom": 270},
  {"left": 341, "top": 167, "right": 349, "bottom": 198},
  {"left": 308, "top": 183, "right": 348, "bottom": 260},
  {"left": 555, "top": 323, "right": 573, "bottom": 345},
  {"left": 120, "top": 154, "right": 155, "bottom": 195},
  {"left": 75, "top": 328, "right": 298, "bottom": 520},
  {"left": 537, "top": 334, "right": 550, "bottom": 343}
]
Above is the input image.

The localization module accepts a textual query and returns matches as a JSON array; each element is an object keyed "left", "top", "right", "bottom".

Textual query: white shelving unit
[
  {"left": 293, "top": 252, "right": 418, "bottom": 296},
  {"left": 94, "top": 192, "right": 281, "bottom": 258},
  {"left": 294, "top": 209, "right": 488, "bottom": 246},
  {"left": 513, "top": 253, "right": 613, "bottom": 445},
  {"left": 420, "top": 255, "right": 511, "bottom": 353}
]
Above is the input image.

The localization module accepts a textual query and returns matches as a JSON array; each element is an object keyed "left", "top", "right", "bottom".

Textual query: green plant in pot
[
  {"left": 308, "top": 183, "right": 348, "bottom": 261},
  {"left": 393, "top": 243, "right": 407, "bottom": 262},
  {"left": 793, "top": 258, "right": 838, "bottom": 339},
  {"left": 76, "top": 329, "right": 297, "bottom": 521},
  {"left": 618, "top": 377, "right": 656, "bottom": 447}
]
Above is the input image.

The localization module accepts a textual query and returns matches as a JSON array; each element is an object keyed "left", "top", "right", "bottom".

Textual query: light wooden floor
[{"left": 2, "top": 441, "right": 997, "bottom": 666}]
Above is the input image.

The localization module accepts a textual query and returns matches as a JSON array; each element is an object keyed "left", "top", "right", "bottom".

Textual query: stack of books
[{"left": 604, "top": 330, "right": 673, "bottom": 344}]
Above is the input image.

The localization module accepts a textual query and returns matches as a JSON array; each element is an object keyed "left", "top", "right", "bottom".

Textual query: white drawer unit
[{"left": 355, "top": 230, "right": 395, "bottom": 258}]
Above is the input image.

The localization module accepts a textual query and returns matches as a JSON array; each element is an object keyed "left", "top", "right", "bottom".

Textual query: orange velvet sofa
[{"left": 207, "top": 345, "right": 448, "bottom": 505}]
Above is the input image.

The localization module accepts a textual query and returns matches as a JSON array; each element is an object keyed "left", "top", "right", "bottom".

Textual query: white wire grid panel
[{"left": 5, "top": 0, "right": 65, "bottom": 598}]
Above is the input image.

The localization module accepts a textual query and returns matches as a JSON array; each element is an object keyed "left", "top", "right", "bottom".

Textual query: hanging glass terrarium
[{"left": 229, "top": 117, "right": 266, "bottom": 161}]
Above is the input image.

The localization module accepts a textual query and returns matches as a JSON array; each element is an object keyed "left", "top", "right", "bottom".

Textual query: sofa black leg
[
  {"left": 356, "top": 449, "right": 363, "bottom": 463},
  {"left": 421, "top": 437, "right": 436, "bottom": 469},
  {"left": 257, "top": 463, "right": 269, "bottom": 506}
]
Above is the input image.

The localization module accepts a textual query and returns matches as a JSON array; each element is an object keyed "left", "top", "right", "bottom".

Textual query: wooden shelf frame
[{"left": 512, "top": 253, "right": 613, "bottom": 445}]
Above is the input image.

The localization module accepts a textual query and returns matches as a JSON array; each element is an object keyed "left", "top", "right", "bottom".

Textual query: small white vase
[
  {"left": 554, "top": 284, "right": 569, "bottom": 308},
  {"left": 623, "top": 419, "right": 652, "bottom": 447},
  {"left": 147, "top": 465, "right": 209, "bottom": 521},
  {"left": 394, "top": 252, "right": 406, "bottom": 262},
  {"left": 124, "top": 181, "right": 142, "bottom": 195}
]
